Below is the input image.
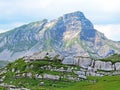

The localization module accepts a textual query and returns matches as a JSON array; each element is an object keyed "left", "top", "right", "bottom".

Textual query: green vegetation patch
[
  {"left": 99, "top": 54, "right": 120, "bottom": 64},
  {"left": 55, "top": 76, "right": 120, "bottom": 90},
  {"left": 0, "top": 86, "right": 7, "bottom": 90}
]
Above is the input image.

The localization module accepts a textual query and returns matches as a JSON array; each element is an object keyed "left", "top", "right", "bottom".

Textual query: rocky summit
[{"left": 0, "top": 11, "right": 120, "bottom": 61}]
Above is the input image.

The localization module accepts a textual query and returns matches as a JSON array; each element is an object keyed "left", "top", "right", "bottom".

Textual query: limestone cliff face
[
  {"left": 73, "top": 57, "right": 120, "bottom": 76},
  {"left": 0, "top": 11, "right": 120, "bottom": 61}
]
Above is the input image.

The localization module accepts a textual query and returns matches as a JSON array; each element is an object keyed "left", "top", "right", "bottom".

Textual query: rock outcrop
[
  {"left": 71, "top": 56, "right": 120, "bottom": 77},
  {"left": 23, "top": 51, "right": 120, "bottom": 78}
]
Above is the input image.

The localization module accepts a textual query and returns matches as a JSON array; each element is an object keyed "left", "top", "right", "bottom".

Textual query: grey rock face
[
  {"left": 77, "top": 57, "right": 92, "bottom": 68},
  {"left": 69, "top": 56, "right": 120, "bottom": 77},
  {"left": 62, "top": 56, "right": 75, "bottom": 64},
  {"left": 115, "top": 62, "right": 120, "bottom": 70},
  {"left": 74, "top": 71, "right": 86, "bottom": 76},
  {"left": 94, "top": 61, "right": 114, "bottom": 71}
]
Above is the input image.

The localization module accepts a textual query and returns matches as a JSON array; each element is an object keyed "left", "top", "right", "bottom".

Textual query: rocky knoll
[
  {"left": 0, "top": 11, "right": 120, "bottom": 61},
  {"left": 25, "top": 52, "right": 120, "bottom": 78},
  {"left": 0, "top": 53, "right": 120, "bottom": 89},
  {"left": 0, "top": 56, "right": 85, "bottom": 89}
]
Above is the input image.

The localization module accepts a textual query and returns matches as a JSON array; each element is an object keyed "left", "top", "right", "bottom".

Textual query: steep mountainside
[{"left": 0, "top": 11, "right": 120, "bottom": 61}]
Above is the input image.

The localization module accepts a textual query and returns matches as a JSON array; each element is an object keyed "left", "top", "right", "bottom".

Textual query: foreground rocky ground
[{"left": 0, "top": 53, "right": 120, "bottom": 89}]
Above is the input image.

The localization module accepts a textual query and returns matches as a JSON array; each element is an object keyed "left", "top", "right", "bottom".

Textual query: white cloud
[
  {"left": 0, "top": 29, "right": 8, "bottom": 33},
  {"left": 0, "top": 0, "right": 120, "bottom": 41},
  {"left": 0, "top": 0, "right": 120, "bottom": 21},
  {"left": 95, "top": 24, "right": 120, "bottom": 41}
]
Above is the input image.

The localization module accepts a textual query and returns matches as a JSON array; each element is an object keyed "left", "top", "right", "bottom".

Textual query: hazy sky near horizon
[{"left": 0, "top": 0, "right": 120, "bottom": 41}]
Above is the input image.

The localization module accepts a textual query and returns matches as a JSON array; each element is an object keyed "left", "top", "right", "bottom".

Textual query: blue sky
[{"left": 0, "top": 0, "right": 120, "bottom": 41}]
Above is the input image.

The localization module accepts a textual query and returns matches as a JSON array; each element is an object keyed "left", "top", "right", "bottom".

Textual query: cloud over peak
[{"left": 95, "top": 24, "right": 120, "bottom": 41}]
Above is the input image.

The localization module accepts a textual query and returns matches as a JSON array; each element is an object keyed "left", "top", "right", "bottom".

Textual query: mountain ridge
[{"left": 0, "top": 11, "right": 120, "bottom": 61}]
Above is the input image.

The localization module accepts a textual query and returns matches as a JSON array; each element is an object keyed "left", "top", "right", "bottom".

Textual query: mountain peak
[
  {"left": 0, "top": 11, "right": 120, "bottom": 61},
  {"left": 62, "top": 11, "right": 93, "bottom": 32},
  {"left": 63, "top": 11, "right": 85, "bottom": 20}
]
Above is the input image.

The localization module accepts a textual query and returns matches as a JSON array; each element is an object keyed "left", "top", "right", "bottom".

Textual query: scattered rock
[
  {"left": 78, "top": 75, "right": 87, "bottom": 79},
  {"left": 12, "top": 68, "right": 15, "bottom": 72},
  {"left": 35, "top": 74, "right": 42, "bottom": 79},
  {"left": 26, "top": 72, "right": 32, "bottom": 78},
  {"left": 40, "top": 82, "right": 45, "bottom": 86},
  {"left": 43, "top": 74, "right": 60, "bottom": 80}
]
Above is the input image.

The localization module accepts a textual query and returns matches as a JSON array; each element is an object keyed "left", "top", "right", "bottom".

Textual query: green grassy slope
[
  {"left": 55, "top": 76, "right": 120, "bottom": 90},
  {"left": 0, "top": 57, "right": 79, "bottom": 90},
  {"left": 1, "top": 55, "right": 120, "bottom": 90}
]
